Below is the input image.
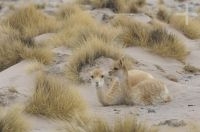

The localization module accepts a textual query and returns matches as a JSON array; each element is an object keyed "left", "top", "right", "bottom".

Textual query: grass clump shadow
[
  {"left": 0, "top": 107, "right": 29, "bottom": 132},
  {"left": 25, "top": 73, "right": 87, "bottom": 120}
]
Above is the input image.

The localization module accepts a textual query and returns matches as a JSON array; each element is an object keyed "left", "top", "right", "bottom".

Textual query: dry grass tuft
[
  {"left": 0, "top": 25, "right": 22, "bottom": 71},
  {"left": 4, "top": 5, "right": 58, "bottom": 44},
  {"left": 21, "top": 46, "right": 53, "bottom": 64},
  {"left": 0, "top": 107, "right": 29, "bottom": 132},
  {"left": 0, "top": 40, "right": 22, "bottom": 71},
  {"left": 65, "top": 116, "right": 157, "bottom": 132},
  {"left": 25, "top": 73, "right": 87, "bottom": 120},
  {"left": 26, "top": 61, "right": 45, "bottom": 73},
  {"left": 135, "top": 0, "right": 146, "bottom": 7},
  {"left": 57, "top": 4, "right": 82, "bottom": 20},
  {"left": 184, "top": 64, "right": 200, "bottom": 73},
  {"left": 0, "top": 24, "right": 54, "bottom": 71},
  {"left": 127, "top": 1, "right": 139, "bottom": 13},
  {"left": 111, "top": 15, "right": 133, "bottom": 27},
  {"left": 65, "top": 37, "right": 129, "bottom": 82},
  {"left": 34, "top": 3, "right": 46, "bottom": 9},
  {"left": 111, "top": 16, "right": 187, "bottom": 60},
  {"left": 148, "top": 26, "right": 187, "bottom": 60},
  {"left": 49, "top": 6, "right": 120, "bottom": 48},
  {"left": 60, "top": 5, "right": 96, "bottom": 27},
  {"left": 112, "top": 16, "right": 150, "bottom": 47},
  {"left": 170, "top": 15, "right": 200, "bottom": 39},
  {"left": 66, "top": 25, "right": 121, "bottom": 48},
  {"left": 48, "top": 6, "right": 101, "bottom": 47},
  {"left": 157, "top": 6, "right": 172, "bottom": 23}
]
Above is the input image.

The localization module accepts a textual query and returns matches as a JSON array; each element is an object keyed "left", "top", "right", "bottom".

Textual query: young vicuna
[{"left": 90, "top": 68, "right": 124, "bottom": 106}]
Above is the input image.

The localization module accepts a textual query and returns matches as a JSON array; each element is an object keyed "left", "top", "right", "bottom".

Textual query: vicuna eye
[
  {"left": 101, "top": 75, "right": 104, "bottom": 78},
  {"left": 91, "top": 75, "right": 94, "bottom": 78},
  {"left": 114, "top": 67, "right": 118, "bottom": 70}
]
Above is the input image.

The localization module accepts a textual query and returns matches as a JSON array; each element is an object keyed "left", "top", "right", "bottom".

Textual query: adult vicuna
[{"left": 109, "top": 57, "right": 171, "bottom": 105}]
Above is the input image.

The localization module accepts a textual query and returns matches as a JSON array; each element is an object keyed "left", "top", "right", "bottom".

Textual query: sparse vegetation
[
  {"left": 26, "top": 73, "right": 87, "bottom": 119},
  {"left": 135, "top": 0, "right": 146, "bottom": 7},
  {"left": 0, "top": 6, "right": 57, "bottom": 71},
  {"left": 157, "top": 6, "right": 172, "bottom": 23},
  {"left": 111, "top": 16, "right": 187, "bottom": 60},
  {"left": 57, "top": 4, "right": 82, "bottom": 20},
  {"left": 21, "top": 46, "right": 53, "bottom": 64},
  {"left": 0, "top": 40, "right": 22, "bottom": 71},
  {"left": 45, "top": 4, "right": 121, "bottom": 48},
  {"left": 170, "top": 15, "right": 200, "bottom": 39},
  {"left": 116, "top": 18, "right": 150, "bottom": 47},
  {"left": 148, "top": 26, "right": 187, "bottom": 60},
  {"left": 65, "top": 37, "right": 129, "bottom": 82},
  {"left": 4, "top": 5, "right": 59, "bottom": 44},
  {"left": 49, "top": 23, "right": 120, "bottom": 48},
  {"left": 0, "top": 107, "right": 29, "bottom": 132},
  {"left": 26, "top": 61, "right": 45, "bottom": 73},
  {"left": 65, "top": 116, "right": 157, "bottom": 132}
]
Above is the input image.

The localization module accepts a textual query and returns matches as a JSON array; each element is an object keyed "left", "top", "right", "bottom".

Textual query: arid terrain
[{"left": 0, "top": 0, "right": 200, "bottom": 132}]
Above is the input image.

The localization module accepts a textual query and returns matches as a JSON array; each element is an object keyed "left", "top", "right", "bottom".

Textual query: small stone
[
  {"left": 154, "top": 64, "right": 165, "bottom": 73},
  {"left": 148, "top": 108, "right": 156, "bottom": 113},
  {"left": 165, "top": 74, "right": 178, "bottom": 82},
  {"left": 188, "top": 104, "right": 195, "bottom": 107},
  {"left": 113, "top": 109, "right": 120, "bottom": 112},
  {"left": 136, "top": 113, "right": 140, "bottom": 116}
]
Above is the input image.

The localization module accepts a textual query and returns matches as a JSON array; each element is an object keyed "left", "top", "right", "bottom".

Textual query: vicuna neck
[
  {"left": 96, "top": 86, "right": 108, "bottom": 106},
  {"left": 118, "top": 69, "right": 128, "bottom": 84}
]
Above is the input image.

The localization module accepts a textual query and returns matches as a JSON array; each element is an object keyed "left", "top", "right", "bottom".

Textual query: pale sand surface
[{"left": 0, "top": 0, "right": 200, "bottom": 131}]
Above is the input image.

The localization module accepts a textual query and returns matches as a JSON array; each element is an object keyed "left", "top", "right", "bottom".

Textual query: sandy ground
[{"left": 0, "top": 0, "right": 200, "bottom": 131}]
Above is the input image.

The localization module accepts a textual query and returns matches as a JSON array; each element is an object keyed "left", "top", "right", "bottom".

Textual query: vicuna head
[
  {"left": 90, "top": 68, "right": 105, "bottom": 88},
  {"left": 109, "top": 57, "right": 130, "bottom": 79}
]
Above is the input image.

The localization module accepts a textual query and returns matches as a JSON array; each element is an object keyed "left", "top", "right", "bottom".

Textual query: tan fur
[
  {"left": 126, "top": 78, "right": 171, "bottom": 105},
  {"left": 90, "top": 68, "right": 124, "bottom": 106},
  {"left": 109, "top": 57, "right": 171, "bottom": 106},
  {"left": 110, "top": 58, "right": 154, "bottom": 88},
  {"left": 90, "top": 57, "right": 171, "bottom": 106},
  {"left": 127, "top": 70, "right": 154, "bottom": 88}
]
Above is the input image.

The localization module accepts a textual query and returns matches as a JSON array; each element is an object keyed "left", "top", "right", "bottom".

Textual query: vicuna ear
[{"left": 119, "top": 56, "right": 125, "bottom": 67}]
